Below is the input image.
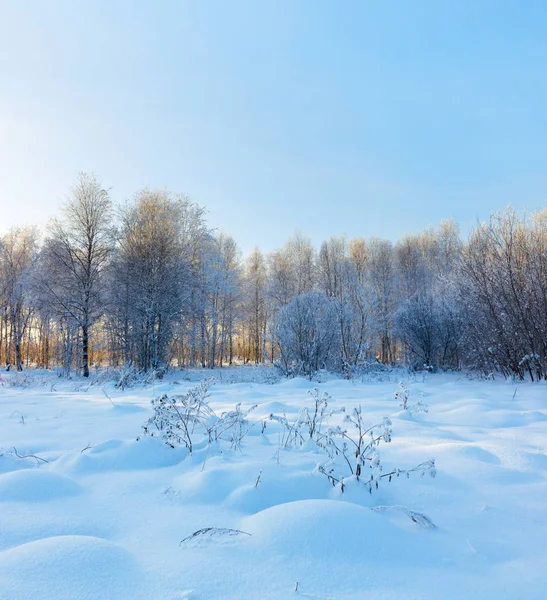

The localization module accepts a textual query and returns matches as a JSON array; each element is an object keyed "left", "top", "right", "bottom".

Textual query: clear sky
[{"left": 1, "top": 0, "right": 546, "bottom": 256}]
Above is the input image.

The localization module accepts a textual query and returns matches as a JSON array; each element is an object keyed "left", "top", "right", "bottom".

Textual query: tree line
[{"left": 1, "top": 173, "right": 545, "bottom": 380}]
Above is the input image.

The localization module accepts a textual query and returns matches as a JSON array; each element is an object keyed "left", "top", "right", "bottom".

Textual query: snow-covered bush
[
  {"left": 104, "top": 363, "right": 169, "bottom": 391},
  {"left": 269, "top": 389, "right": 341, "bottom": 448},
  {"left": 114, "top": 364, "right": 140, "bottom": 390},
  {"left": 344, "top": 360, "right": 392, "bottom": 382},
  {"left": 395, "top": 382, "right": 409, "bottom": 410},
  {"left": 457, "top": 209, "right": 547, "bottom": 381},
  {"left": 395, "top": 291, "right": 463, "bottom": 372},
  {"left": 139, "top": 378, "right": 257, "bottom": 452},
  {"left": 183, "top": 365, "right": 281, "bottom": 386},
  {"left": 207, "top": 403, "right": 257, "bottom": 450},
  {"left": 268, "top": 389, "right": 435, "bottom": 494},
  {"left": 3, "top": 372, "right": 51, "bottom": 388},
  {"left": 87, "top": 367, "right": 122, "bottom": 387},
  {"left": 395, "top": 382, "right": 428, "bottom": 415},
  {"left": 318, "top": 407, "right": 435, "bottom": 493},
  {"left": 139, "top": 378, "right": 215, "bottom": 452},
  {"left": 274, "top": 291, "right": 340, "bottom": 379}
]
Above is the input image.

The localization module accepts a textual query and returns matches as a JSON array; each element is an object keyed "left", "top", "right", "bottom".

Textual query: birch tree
[
  {"left": 35, "top": 173, "right": 112, "bottom": 376},
  {"left": 0, "top": 228, "right": 38, "bottom": 370}
]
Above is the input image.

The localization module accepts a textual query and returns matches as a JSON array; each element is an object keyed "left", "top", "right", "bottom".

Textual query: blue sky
[{"left": 1, "top": 0, "right": 546, "bottom": 255}]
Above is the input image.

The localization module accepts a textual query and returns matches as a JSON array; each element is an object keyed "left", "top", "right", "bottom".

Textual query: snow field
[{"left": 0, "top": 372, "right": 546, "bottom": 599}]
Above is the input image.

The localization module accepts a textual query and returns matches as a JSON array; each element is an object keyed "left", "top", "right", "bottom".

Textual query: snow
[
  {"left": 0, "top": 535, "right": 143, "bottom": 600},
  {"left": 0, "top": 469, "right": 82, "bottom": 502},
  {"left": 1, "top": 371, "right": 546, "bottom": 599}
]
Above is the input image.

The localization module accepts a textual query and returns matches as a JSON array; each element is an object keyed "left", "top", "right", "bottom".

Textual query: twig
[
  {"left": 102, "top": 387, "right": 116, "bottom": 407},
  {"left": 12, "top": 447, "right": 49, "bottom": 464},
  {"left": 254, "top": 470, "right": 262, "bottom": 488},
  {"left": 201, "top": 444, "right": 211, "bottom": 472},
  {"left": 10, "top": 410, "right": 25, "bottom": 425},
  {"left": 180, "top": 528, "right": 251, "bottom": 545}
]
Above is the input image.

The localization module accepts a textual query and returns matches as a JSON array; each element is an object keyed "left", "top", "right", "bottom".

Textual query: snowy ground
[{"left": 1, "top": 370, "right": 546, "bottom": 600}]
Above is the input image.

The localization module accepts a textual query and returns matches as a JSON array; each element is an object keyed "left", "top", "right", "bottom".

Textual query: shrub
[{"left": 139, "top": 378, "right": 257, "bottom": 452}]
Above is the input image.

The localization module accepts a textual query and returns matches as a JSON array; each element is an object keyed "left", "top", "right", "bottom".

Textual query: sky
[{"left": 1, "top": 0, "right": 546, "bottom": 256}]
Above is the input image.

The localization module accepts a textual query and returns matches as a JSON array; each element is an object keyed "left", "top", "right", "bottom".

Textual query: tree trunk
[
  {"left": 82, "top": 324, "right": 89, "bottom": 377},
  {"left": 15, "top": 340, "right": 23, "bottom": 371}
]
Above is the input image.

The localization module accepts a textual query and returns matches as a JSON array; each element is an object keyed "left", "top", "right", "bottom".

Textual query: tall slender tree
[
  {"left": 0, "top": 227, "right": 38, "bottom": 370},
  {"left": 35, "top": 173, "right": 112, "bottom": 376}
]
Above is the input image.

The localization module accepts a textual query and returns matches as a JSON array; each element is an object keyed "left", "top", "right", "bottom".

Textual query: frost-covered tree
[
  {"left": 214, "top": 234, "right": 242, "bottom": 366},
  {"left": 242, "top": 249, "right": 268, "bottom": 364},
  {"left": 274, "top": 291, "right": 339, "bottom": 378},
  {"left": 34, "top": 173, "right": 112, "bottom": 377},
  {"left": 458, "top": 209, "right": 547, "bottom": 380},
  {"left": 285, "top": 232, "right": 316, "bottom": 296},
  {"left": 268, "top": 248, "right": 297, "bottom": 309},
  {"left": 318, "top": 235, "right": 347, "bottom": 300},
  {"left": 335, "top": 268, "right": 379, "bottom": 374},
  {"left": 395, "top": 289, "right": 462, "bottom": 370},
  {"left": 108, "top": 189, "right": 210, "bottom": 372},
  {"left": 348, "top": 237, "right": 368, "bottom": 285},
  {"left": 0, "top": 228, "right": 38, "bottom": 370},
  {"left": 4, "top": 169, "right": 544, "bottom": 381},
  {"left": 195, "top": 233, "right": 242, "bottom": 368},
  {"left": 368, "top": 238, "right": 396, "bottom": 364},
  {"left": 316, "top": 237, "right": 378, "bottom": 373}
]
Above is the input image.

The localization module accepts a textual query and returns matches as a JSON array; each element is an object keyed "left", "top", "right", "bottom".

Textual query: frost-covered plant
[
  {"left": 140, "top": 378, "right": 257, "bottom": 453},
  {"left": 371, "top": 505, "right": 436, "bottom": 529},
  {"left": 305, "top": 389, "right": 331, "bottom": 439},
  {"left": 180, "top": 528, "right": 251, "bottom": 545},
  {"left": 395, "top": 382, "right": 409, "bottom": 410},
  {"left": 207, "top": 403, "right": 257, "bottom": 450},
  {"left": 318, "top": 405, "right": 435, "bottom": 493},
  {"left": 115, "top": 364, "right": 139, "bottom": 390},
  {"left": 139, "top": 378, "right": 215, "bottom": 452},
  {"left": 112, "top": 363, "right": 168, "bottom": 390},
  {"left": 395, "top": 382, "right": 428, "bottom": 415},
  {"left": 269, "top": 411, "right": 308, "bottom": 448},
  {"left": 269, "top": 389, "right": 343, "bottom": 448},
  {"left": 87, "top": 367, "right": 122, "bottom": 387},
  {"left": 321, "top": 409, "right": 392, "bottom": 484},
  {"left": 144, "top": 365, "right": 168, "bottom": 385},
  {"left": 188, "top": 366, "right": 281, "bottom": 386},
  {"left": 4, "top": 372, "right": 51, "bottom": 388},
  {"left": 408, "top": 391, "right": 428, "bottom": 415}
]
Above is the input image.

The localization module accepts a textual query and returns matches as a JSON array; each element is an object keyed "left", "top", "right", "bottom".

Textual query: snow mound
[
  {"left": 0, "top": 469, "right": 82, "bottom": 502},
  {"left": 428, "top": 442, "right": 501, "bottom": 466},
  {"left": 254, "top": 400, "right": 298, "bottom": 416},
  {"left": 173, "top": 460, "right": 328, "bottom": 510},
  {"left": 53, "top": 436, "right": 187, "bottom": 474},
  {"left": 240, "top": 499, "right": 437, "bottom": 563},
  {"left": 438, "top": 403, "right": 547, "bottom": 428},
  {"left": 0, "top": 453, "right": 35, "bottom": 474},
  {"left": 226, "top": 469, "right": 328, "bottom": 513},
  {"left": 173, "top": 465, "right": 245, "bottom": 504},
  {"left": 0, "top": 535, "right": 145, "bottom": 600}
]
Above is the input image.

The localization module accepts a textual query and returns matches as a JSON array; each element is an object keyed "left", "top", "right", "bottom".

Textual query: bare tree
[
  {"left": 35, "top": 173, "right": 112, "bottom": 376},
  {"left": 108, "top": 189, "right": 210, "bottom": 372},
  {"left": 368, "top": 238, "right": 396, "bottom": 364},
  {"left": 274, "top": 291, "right": 339, "bottom": 378},
  {"left": 243, "top": 249, "right": 268, "bottom": 364},
  {"left": 0, "top": 228, "right": 38, "bottom": 370},
  {"left": 458, "top": 209, "right": 547, "bottom": 380}
]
